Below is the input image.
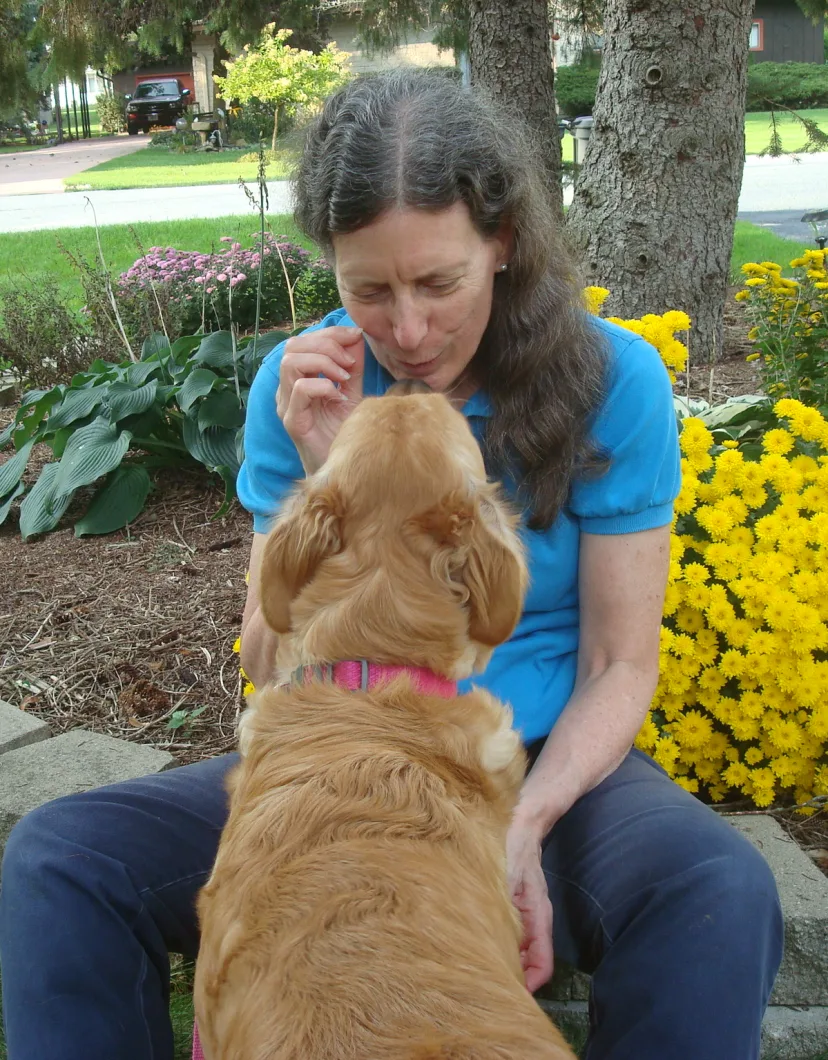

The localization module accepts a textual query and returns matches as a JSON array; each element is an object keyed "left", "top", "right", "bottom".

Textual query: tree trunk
[
  {"left": 468, "top": 0, "right": 563, "bottom": 215},
  {"left": 271, "top": 106, "right": 279, "bottom": 153},
  {"left": 565, "top": 0, "right": 755, "bottom": 362}
]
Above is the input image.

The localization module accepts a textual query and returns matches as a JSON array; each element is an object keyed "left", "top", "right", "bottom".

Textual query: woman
[{"left": 0, "top": 70, "right": 781, "bottom": 1059}]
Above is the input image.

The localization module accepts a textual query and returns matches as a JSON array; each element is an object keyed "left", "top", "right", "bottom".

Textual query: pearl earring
[{"left": 497, "top": 263, "right": 508, "bottom": 273}]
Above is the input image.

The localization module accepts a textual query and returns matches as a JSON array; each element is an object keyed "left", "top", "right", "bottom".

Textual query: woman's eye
[{"left": 426, "top": 280, "right": 459, "bottom": 294}]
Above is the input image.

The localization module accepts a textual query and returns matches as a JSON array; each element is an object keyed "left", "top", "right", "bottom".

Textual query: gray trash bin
[{"left": 572, "top": 115, "right": 594, "bottom": 166}]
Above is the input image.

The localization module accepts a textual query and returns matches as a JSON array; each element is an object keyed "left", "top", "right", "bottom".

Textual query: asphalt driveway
[{"left": 0, "top": 135, "right": 149, "bottom": 197}]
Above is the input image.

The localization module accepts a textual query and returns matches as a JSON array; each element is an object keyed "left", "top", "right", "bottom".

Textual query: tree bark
[
  {"left": 468, "top": 0, "right": 563, "bottom": 215},
  {"left": 565, "top": 0, "right": 755, "bottom": 362}
]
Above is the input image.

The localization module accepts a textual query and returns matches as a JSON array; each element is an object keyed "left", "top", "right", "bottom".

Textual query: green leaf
[
  {"left": 177, "top": 368, "right": 221, "bottom": 412},
  {"left": 13, "top": 387, "right": 63, "bottom": 444},
  {"left": 193, "top": 331, "right": 235, "bottom": 371},
  {"left": 0, "top": 420, "right": 14, "bottom": 449},
  {"left": 71, "top": 360, "right": 118, "bottom": 386},
  {"left": 74, "top": 464, "right": 152, "bottom": 537},
  {"left": 105, "top": 380, "right": 159, "bottom": 421},
  {"left": 170, "top": 335, "right": 203, "bottom": 362},
  {"left": 126, "top": 361, "right": 161, "bottom": 386},
  {"left": 235, "top": 423, "right": 246, "bottom": 468},
  {"left": 141, "top": 333, "right": 171, "bottom": 360},
  {"left": 197, "top": 390, "right": 245, "bottom": 431},
  {"left": 19, "top": 463, "right": 74, "bottom": 540},
  {"left": 50, "top": 426, "right": 76, "bottom": 460},
  {"left": 53, "top": 418, "right": 132, "bottom": 497},
  {"left": 212, "top": 464, "right": 237, "bottom": 520},
  {"left": 45, "top": 388, "right": 106, "bottom": 432},
  {"left": 0, "top": 481, "right": 25, "bottom": 526},
  {"left": 0, "top": 440, "right": 33, "bottom": 498},
  {"left": 182, "top": 417, "right": 239, "bottom": 474}
]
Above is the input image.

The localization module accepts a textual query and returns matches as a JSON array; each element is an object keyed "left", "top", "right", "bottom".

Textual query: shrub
[
  {"left": 584, "top": 283, "right": 828, "bottom": 812},
  {"left": 227, "top": 98, "right": 292, "bottom": 145},
  {"left": 96, "top": 93, "right": 127, "bottom": 135},
  {"left": 86, "top": 235, "right": 313, "bottom": 347},
  {"left": 735, "top": 250, "right": 828, "bottom": 409},
  {"left": 552, "top": 60, "right": 828, "bottom": 117},
  {"left": 633, "top": 401, "right": 828, "bottom": 810},
  {"left": 0, "top": 328, "right": 288, "bottom": 538},
  {"left": 746, "top": 61, "right": 828, "bottom": 112},
  {"left": 555, "top": 64, "right": 600, "bottom": 117},
  {"left": 149, "top": 129, "right": 201, "bottom": 149},
  {"left": 293, "top": 259, "right": 340, "bottom": 322},
  {"left": 0, "top": 277, "right": 98, "bottom": 387}
]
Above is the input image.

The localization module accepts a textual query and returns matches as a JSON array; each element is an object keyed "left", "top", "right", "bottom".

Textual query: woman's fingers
[
  {"left": 280, "top": 351, "right": 353, "bottom": 388},
  {"left": 282, "top": 326, "right": 363, "bottom": 376},
  {"left": 282, "top": 376, "right": 347, "bottom": 431}
]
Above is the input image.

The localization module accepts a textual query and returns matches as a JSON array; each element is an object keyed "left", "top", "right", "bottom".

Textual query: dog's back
[{"left": 195, "top": 679, "right": 574, "bottom": 1060}]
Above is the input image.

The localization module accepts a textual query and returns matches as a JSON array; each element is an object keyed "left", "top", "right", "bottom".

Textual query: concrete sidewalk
[{"left": 0, "top": 135, "right": 149, "bottom": 197}]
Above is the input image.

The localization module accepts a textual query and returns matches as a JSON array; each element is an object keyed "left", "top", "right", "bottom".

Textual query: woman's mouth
[{"left": 398, "top": 355, "right": 440, "bottom": 377}]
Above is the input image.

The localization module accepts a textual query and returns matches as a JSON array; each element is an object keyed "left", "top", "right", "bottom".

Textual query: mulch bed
[{"left": 1, "top": 292, "right": 825, "bottom": 874}]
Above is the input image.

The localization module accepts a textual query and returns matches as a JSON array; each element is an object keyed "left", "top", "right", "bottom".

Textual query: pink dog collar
[{"left": 287, "top": 659, "right": 458, "bottom": 698}]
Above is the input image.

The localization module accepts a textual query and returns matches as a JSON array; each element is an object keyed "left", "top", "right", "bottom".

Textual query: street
[{"left": 0, "top": 147, "right": 824, "bottom": 235}]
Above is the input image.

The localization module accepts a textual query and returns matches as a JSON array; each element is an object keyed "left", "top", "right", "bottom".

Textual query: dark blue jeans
[{"left": 0, "top": 748, "right": 782, "bottom": 1060}]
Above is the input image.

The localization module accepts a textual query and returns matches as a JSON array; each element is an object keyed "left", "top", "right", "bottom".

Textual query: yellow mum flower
[
  {"left": 762, "top": 429, "right": 795, "bottom": 455},
  {"left": 745, "top": 277, "right": 767, "bottom": 287},
  {"left": 662, "top": 310, "right": 692, "bottom": 331},
  {"left": 584, "top": 286, "right": 610, "bottom": 315},
  {"left": 672, "top": 709, "right": 715, "bottom": 748}
]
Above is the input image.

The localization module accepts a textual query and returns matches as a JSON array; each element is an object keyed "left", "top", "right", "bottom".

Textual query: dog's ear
[
  {"left": 259, "top": 484, "right": 344, "bottom": 633},
  {"left": 415, "top": 488, "right": 527, "bottom": 647}
]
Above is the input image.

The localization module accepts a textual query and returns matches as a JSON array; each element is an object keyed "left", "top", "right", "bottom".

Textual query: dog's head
[{"left": 259, "top": 386, "right": 527, "bottom": 675}]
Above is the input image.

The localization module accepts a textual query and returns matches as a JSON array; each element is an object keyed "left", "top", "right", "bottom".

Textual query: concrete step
[
  {"left": 538, "top": 816, "right": 828, "bottom": 1058},
  {"left": 0, "top": 698, "right": 51, "bottom": 754},
  {"left": 0, "top": 729, "right": 176, "bottom": 858}
]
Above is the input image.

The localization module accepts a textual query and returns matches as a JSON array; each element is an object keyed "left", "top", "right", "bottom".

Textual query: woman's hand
[
  {"left": 276, "top": 325, "right": 365, "bottom": 475},
  {"left": 506, "top": 818, "right": 554, "bottom": 993}
]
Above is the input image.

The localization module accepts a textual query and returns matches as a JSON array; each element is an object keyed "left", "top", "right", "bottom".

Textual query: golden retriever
[{"left": 194, "top": 385, "right": 575, "bottom": 1060}]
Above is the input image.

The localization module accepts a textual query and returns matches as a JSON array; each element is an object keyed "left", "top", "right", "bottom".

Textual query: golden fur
[{"left": 194, "top": 387, "right": 575, "bottom": 1059}]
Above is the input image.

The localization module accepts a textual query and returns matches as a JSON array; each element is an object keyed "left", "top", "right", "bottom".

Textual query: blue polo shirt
[{"left": 238, "top": 308, "right": 680, "bottom": 743}]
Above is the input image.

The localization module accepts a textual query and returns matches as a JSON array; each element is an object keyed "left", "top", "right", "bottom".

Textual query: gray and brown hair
[{"left": 293, "top": 68, "right": 608, "bottom": 531}]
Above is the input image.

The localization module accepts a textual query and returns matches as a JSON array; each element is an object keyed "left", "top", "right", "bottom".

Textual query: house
[
  {"left": 751, "top": 0, "right": 825, "bottom": 63},
  {"left": 321, "top": 1, "right": 455, "bottom": 74}
]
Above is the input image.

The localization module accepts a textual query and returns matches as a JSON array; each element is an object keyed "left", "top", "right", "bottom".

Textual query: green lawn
[
  {"left": 0, "top": 215, "right": 814, "bottom": 318},
  {"left": 731, "top": 220, "right": 810, "bottom": 279},
  {"left": 745, "top": 107, "right": 828, "bottom": 155},
  {"left": 0, "top": 212, "right": 311, "bottom": 312},
  {"left": 64, "top": 144, "right": 295, "bottom": 191}
]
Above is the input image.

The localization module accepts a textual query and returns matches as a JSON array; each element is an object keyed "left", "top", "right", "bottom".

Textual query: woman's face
[{"left": 332, "top": 203, "right": 508, "bottom": 395}]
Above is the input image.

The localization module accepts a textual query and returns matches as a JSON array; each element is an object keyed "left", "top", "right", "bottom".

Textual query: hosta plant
[{"left": 0, "top": 329, "right": 288, "bottom": 539}]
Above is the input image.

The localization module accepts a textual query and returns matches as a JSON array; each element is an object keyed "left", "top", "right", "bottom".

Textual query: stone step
[
  {"left": 0, "top": 729, "right": 176, "bottom": 859},
  {"left": 538, "top": 816, "right": 828, "bottom": 1058},
  {"left": 0, "top": 698, "right": 51, "bottom": 755}
]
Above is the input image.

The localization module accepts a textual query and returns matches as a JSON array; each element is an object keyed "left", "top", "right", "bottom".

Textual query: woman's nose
[{"left": 391, "top": 302, "right": 428, "bottom": 352}]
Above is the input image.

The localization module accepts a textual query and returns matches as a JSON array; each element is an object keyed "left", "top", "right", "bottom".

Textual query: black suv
[{"left": 126, "top": 79, "right": 192, "bottom": 135}]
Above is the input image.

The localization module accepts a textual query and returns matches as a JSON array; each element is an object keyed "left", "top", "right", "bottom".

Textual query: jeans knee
[{"left": 1, "top": 794, "right": 90, "bottom": 892}]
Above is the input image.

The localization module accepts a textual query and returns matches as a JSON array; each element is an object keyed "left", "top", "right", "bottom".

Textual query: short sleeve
[
  {"left": 569, "top": 321, "right": 681, "bottom": 535},
  {"left": 236, "top": 308, "right": 350, "bottom": 533}
]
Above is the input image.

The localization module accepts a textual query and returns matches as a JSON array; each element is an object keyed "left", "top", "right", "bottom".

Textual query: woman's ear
[{"left": 259, "top": 484, "right": 344, "bottom": 634}]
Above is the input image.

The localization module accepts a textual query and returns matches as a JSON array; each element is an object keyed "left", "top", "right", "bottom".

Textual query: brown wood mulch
[{"left": 0, "top": 293, "right": 825, "bottom": 875}]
